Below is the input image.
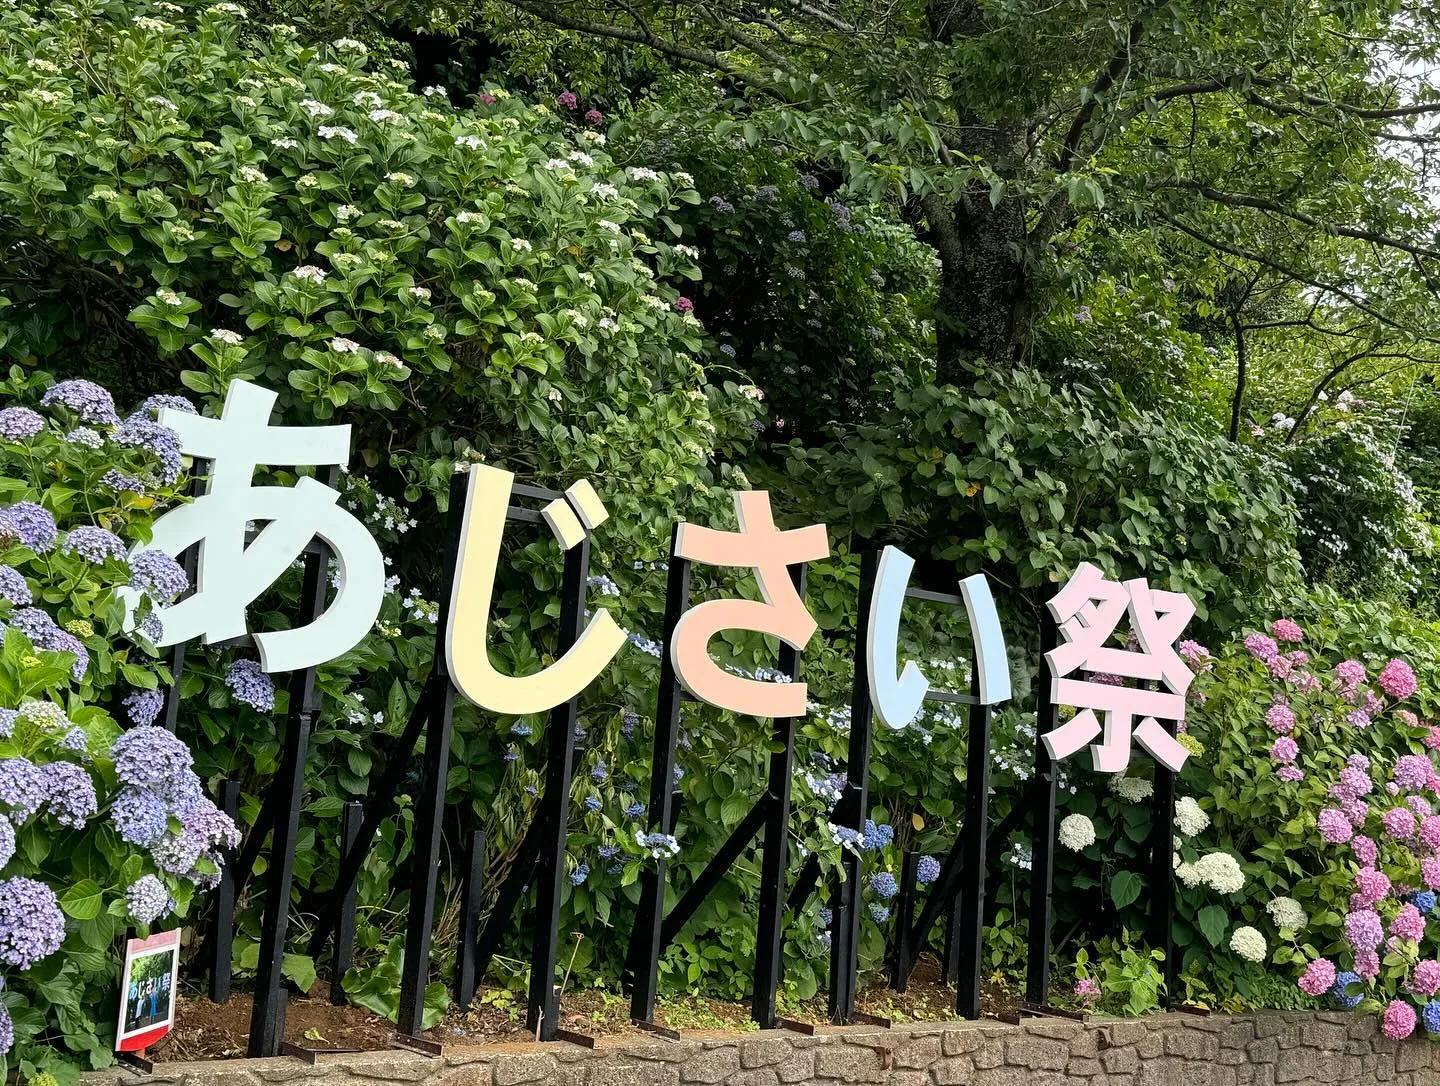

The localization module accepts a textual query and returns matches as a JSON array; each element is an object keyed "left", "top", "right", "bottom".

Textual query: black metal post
[
  {"left": 829, "top": 549, "right": 878, "bottom": 1024},
  {"left": 956, "top": 663, "right": 993, "bottom": 1019},
  {"left": 1025, "top": 611, "right": 1060, "bottom": 1007},
  {"left": 628, "top": 526, "right": 690, "bottom": 1025},
  {"left": 247, "top": 500, "right": 332, "bottom": 1057},
  {"left": 395, "top": 472, "right": 467, "bottom": 1038},
  {"left": 890, "top": 852, "right": 919, "bottom": 989},
  {"left": 455, "top": 829, "right": 487, "bottom": 1009},
  {"left": 942, "top": 895, "right": 962, "bottom": 984},
  {"left": 1149, "top": 715, "right": 1178, "bottom": 1007},
  {"left": 473, "top": 816, "right": 546, "bottom": 982},
  {"left": 527, "top": 538, "right": 592, "bottom": 1040},
  {"left": 305, "top": 677, "right": 440, "bottom": 958},
  {"left": 206, "top": 779, "right": 240, "bottom": 1003},
  {"left": 330, "top": 801, "right": 363, "bottom": 1006},
  {"left": 751, "top": 568, "right": 805, "bottom": 1030},
  {"left": 159, "top": 469, "right": 205, "bottom": 734}
]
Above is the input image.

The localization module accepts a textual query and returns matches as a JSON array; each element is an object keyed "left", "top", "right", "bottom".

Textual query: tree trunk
[{"left": 934, "top": 192, "right": 1029, "bottom": 384}]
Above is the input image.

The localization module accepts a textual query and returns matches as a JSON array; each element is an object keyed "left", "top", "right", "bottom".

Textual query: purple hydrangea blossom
[
  {"left": 59, "top": 726, "right": 88, "bottom": 754},
  {"left": 183, "top": 799, "right": 240, "bottom": 851},
  {"left": 0, "top": 757, "right": 46, "bottom": 821},
  {"left": 61, "top": 525, "right": 127, "bottom": 564},
  {"left": 0, "top": 876, "right": 65, "bottom": 967},
  {"left": 111, "top": 787, "right": 169, "bottom": 846},
  {"left": 136, "top": 613, "right": 163, "bottom": 643},
  {"left": 151, "top": 831, "right": 203, "bottom": 874},
  {"left": 43, "top": 761, "right": 96, "bottom": 828},
  {"left": 41, "top": 379, "right": 120, "bottom": 424},
  {"left": 129, "top": 550, "right": 188, "bottom": 602},
  {"left": 226, "top": 659, "right": 275, "bottom": 712},
  {"left": 0, "top": 814, "right": 13, "bottom": 869},
  {"left": 63, "top": 427, "right": 103, "bottom": 449},
  {"left": 100, "top": 470, "right": 146, "bottom": 494},
  {"left": 138, "top": 394, "right": 197, "bottom": 417},
  {"left": 0, "top": 997, "right": 12, "bottom": 1056},
  {"left": 0, "top": 711, "right": 13, "bottom": 739},
  {"left": 123, "top": 688, "right": 165, "bottom": 728},
  {"left": 917, "top": 855, "right": 941, "bottom": 884},
  {"left": 7, "top": 608, "right": 89, "bottom": 680},
  {"left": 112, "top": 726, "right": 193, "bottom": 788},
  {"left": 0, "top": 502, "right": 57, "bottom": 552},
  {"left": 0, "top": 407, "right": 43, "bottom": 441},
  {"left": 125, "top": 874, "right": 173, "bottom": 925},
  {"left": 114, "top": 414, "right": 182, "bottom": 485},
  {"left": 0, "top": 566, "right": 30, "bottom": 606}
]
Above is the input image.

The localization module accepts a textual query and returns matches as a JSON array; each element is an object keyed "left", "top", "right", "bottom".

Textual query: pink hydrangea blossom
[
  {"left": 479, "top": 93, "right": 497, "bottom": 105},
  {"left": 1413, "top": 960, "right": 1440, "bottom": 997},
  {"left": 1379, "top": 658, "right": 1419, "bottom": 700},
  {"left": 1384, "top": 807, "right": 1417, "bottom": 840},
  {"left": 1335, "top": 659, "right": 1366, "bottom": 694},
  {"left": 1346, "top": 709, "right": 1372, "bottom": 729},
  {"left": 1424, "top": 856, "right": 1440, "bottom": 891},
  {"left": 1383, "top": 999, "right": 1417, "bottom": 1040},
  {"left": 1270, "top": 737, "right": 1299, "bottom": 763},
  {"left": 1319, "top": 808, "right": 1353, "bottom": 844},
  {"left": 1409, "top": 796, "right": 1434, "bottom": 819},
  {"left": 1341, "top": 798, "right": 1369, "bottom": 824},
  {"left": 584, "top": 109, "right": 604, "bottom": 125},
  {"left": 1277, "top": 765, "right": 1305, "bottom": 782},
  {"left": 1265, "top": 702, "right": 1296, "bottom": 734},
  {"left": 1353, "top": 836, "right": 1379, "bottom": 865},
  {"left": 1267, "top": 655, "right": 1293, "bottom": 680},
  {"left": 1421, "top": 817, "right": 1440, "bottom": 853},
  {"left": 1392, "top": 903, "right": 1427, "bottom": 942},
  {"left": 1398, "top": 710, "right": 1420, "bottom": 728},
  {"left": 1363, "top": 690, "right": 1383, "bottom": 715},
  {"left": 673, "top": 297, "right": 694, "bottom": 313},
  {"left": 1244, "top": 633, "right": 1279, "bottom": 662},
  {"left": 1292, "top": 671, "right": 1322, "bottom": 694},
  {"left": 1271, "top": 618, "right": 1304, "bottom": 642},
  {"left": 1357, "top": 947, "right": 1381, "bottom": 978},
  {"left": 1396, "top": 755, "right": 1433, "bottom": 792},
  {"left": 1298, "top": 957, "right": 1336, "bottom": 997},
  {"left": 1287, "top": 650, "right": 1310, "bottom": 666},
  {"left": 1338, "top": 766, "right": 1373, "bottom": 797},
  {"left": 556, "top": 91, "right": 579, "bottom": 109},
  {"left": 1355, "top": 867, "right": 1393, "bottom": 906},
  {"left": 1426, "top": 727, "right": 1440, "bottom": 752},
  {"left": 1074, "top": 977, "right": 1100, "bottom": 1002},
  {"left": 1346, "top": 908, "right": 1384, "bottom": 949},
  {"left": 1178, "top": 640, "right": 1210, "bottom": 665}
]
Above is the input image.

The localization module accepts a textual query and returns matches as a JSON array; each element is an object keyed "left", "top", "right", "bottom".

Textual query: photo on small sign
[{"left": 115, "top": 930, "right": 180, "bottom": 1049}]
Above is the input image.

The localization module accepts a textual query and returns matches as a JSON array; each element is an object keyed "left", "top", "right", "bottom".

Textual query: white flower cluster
[
  {"left": 1109, "top": 775, "right": 1154, "bottom": 802},
  {"left": 1176, "top": 852, "right": 1244, "bottom": 894},
  {"left": 1173, "top": 796, "right": 1209, "bottom": 837},
  {"left": 1229, "top": 925, "right": 1266, "bottom": 962},
  {"left": 1265, "top": 896, "right": 1307, "bottom": 932},
  {"left": 1057, "top": 813, "right": 1096, "bottom": 852}
]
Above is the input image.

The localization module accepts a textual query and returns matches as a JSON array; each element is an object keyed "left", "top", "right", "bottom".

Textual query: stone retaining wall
[{"left": 105, "top": 1012, "right": 1440, "bottom": 1086}]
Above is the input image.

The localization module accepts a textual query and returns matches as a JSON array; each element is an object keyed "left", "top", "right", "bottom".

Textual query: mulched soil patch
[{"left": 153, "top": 956, "right": 1024, "bottom": 1062}]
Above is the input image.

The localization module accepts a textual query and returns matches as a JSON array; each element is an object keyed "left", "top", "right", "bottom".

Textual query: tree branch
[{"left": 1057, "top": 14, "right": 1148, "bottom": 171}]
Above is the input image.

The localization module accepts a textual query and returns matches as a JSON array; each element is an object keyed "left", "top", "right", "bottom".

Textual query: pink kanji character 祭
[
  {"left": 670, "top": 491, "right": 829, "bottom": 718},
  {"left": 1041, "top": 561, "right": 1195, "bottom": 773}
]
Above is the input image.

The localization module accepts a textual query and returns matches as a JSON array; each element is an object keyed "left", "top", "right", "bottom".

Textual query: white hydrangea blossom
[
  {"left": 1229, "top": 925, "right": 1266, "bottom": 962},
  {"left": 1057, "top": 813, "right": 1096, "bottom": 852},
  {"left": 1192, "top": 852, "right": 1245, "bottom": 894},
  {"left": 1265, "top": 897, "right": 1307, "bottom": 932},
  {"left": 1174, "top": 796, "right": 1210, "bottom": 838},
  {"left": 1109, "top": 776, "right": 1154, "bottom": 803}
]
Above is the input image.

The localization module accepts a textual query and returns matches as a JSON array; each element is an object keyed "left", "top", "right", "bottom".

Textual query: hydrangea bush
[
  {"left": 0, "top": 371, "right": 237, "bottom": 1081},
  {"left": 1170, "top": 598, "right": 1440, "bottom": 1028}
]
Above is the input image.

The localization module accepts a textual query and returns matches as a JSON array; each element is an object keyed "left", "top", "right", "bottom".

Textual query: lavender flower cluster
[
  {"left": 0, "top": 876, "right": 65, "bottom": 969},
  {"left": 226, "top": 659, "right": 276, "bottom": 712},
  {"left": 2, "top": 607, "right": 89, "bottom": 681},
  {"left": 109, "top": 726, "right": 239, "bottom": 891}
]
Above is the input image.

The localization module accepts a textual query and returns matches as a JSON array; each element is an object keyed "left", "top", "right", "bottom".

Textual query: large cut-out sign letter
[
  {"left": 1041, "top": 561, "right": 1195, "bottom": 773},
  {"left": 670, "top": 491, "right": 829, "bottom": 718},
  {"left": 865, "top": 545, "right": 1011, "bottom": 729},
  {"left": 445, "top": 466, "right": 626, "bottom": 714},
  {"left": 119, "top": 380, "right": 385, "bottom": 672}
]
